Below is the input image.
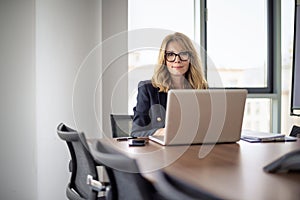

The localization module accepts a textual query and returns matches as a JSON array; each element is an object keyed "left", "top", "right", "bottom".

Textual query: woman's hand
[{"left": 153, "top": 128, "right": 165, "bottom": 136}]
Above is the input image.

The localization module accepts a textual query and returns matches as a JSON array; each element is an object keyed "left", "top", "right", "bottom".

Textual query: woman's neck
[{"left": 171, "top": 75, "right": 185, "bottom": 89}]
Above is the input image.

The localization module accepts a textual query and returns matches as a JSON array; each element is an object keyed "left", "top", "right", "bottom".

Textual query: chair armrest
[{"left": 86, "top": 175, "right": 110, "bottom": 192}]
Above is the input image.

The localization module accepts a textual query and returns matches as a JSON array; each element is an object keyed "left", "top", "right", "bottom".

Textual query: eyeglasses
[{"left": 165, "top": 51, "right": 190, "bottom": 62}]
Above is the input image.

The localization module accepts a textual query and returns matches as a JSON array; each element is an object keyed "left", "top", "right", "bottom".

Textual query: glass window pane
[
  {"left": 128, "top": 0, "right": 195, "bottom": 113},
  {"left": 128, "top": 0, "right": 194, "bottom": 37},
  {"left": 243, "top": 98, "right": 271, "bottom": 132},
  {"left": 207, "top": 0, "right": 268, "bottom": 88},
  {"left": 281, "top": 0, "right": 297, "bottom": 134}
]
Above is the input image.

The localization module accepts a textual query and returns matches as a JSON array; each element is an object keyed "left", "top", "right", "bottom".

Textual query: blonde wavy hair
[{"left": 151, "top": 32, "right": 208, "bottom": 92}]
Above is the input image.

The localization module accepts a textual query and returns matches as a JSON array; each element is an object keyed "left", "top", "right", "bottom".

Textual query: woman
[{"left": 131, "top": 32, "right": 208, "bottom": 137}]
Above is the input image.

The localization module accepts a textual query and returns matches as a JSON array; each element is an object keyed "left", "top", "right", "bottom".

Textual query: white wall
[
  {"left": 36, "top": 0, "right": 102, "bottom": 199},
  {"left": 0, "top": 0, "right": 102, "bottom": 199},
  {"left": 0, "top": 1, "right": 37, "bottom": 199},
  {"left": 0, "top": 0, "right": 129, "bottom": 199},
  {"left": 101, "top": 0, "right": 128, "bottom": 135}
]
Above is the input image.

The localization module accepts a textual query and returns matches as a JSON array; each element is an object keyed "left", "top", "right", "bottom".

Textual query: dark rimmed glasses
[{"left": 165, "top": 51, "right": 190, "bottom": 62}]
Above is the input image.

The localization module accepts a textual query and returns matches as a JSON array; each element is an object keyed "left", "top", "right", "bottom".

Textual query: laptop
[{"left": 149, "top": 89, "right": 248, "bottom": 145}]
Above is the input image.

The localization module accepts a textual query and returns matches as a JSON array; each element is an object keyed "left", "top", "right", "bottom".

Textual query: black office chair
[
  {"left": 155, "top": 170, "right": 223, "bottom": 200},
  {"left": 110, "top": 114, "right": 133, "bottom": 138},
  {"left": 290, "top": 125, "right": 300, "bottom": 137},
  {"left": 90, "top": 140, "right": 162, "bottom": 200},
  {"left": 57, "top": 123, "right": 109, "bottom": 200}
]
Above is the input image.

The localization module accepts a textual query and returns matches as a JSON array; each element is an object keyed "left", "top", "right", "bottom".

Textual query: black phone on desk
[
  {"left": 263, "top": 149, "right": 300, "bottom": 173},
  {"left": 128, "top": 139, "right": 146, "bottom": 147}
]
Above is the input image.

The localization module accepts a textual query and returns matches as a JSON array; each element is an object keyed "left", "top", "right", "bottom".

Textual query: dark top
[{"left": 131, "top": 80, "right": 167, "bottom": 137}]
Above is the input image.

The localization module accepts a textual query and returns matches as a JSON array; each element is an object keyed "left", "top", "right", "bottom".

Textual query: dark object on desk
[
  {"left": 263, "top": 149, "right": 300, "bottom": 173},
  {"left": 290, "top": 125, "right": 300, "bottom": 137},
  {"left": 155, "top": 171, "right": 222, "bottom": 200},
  {"left": 128, "top": 139, "right": 146, "bottom": 147},
  {"left": 116, "top": 137, "right": 148, "bottom": 142},
  {"left": 57, "top": 123, "right": 108, "bottom": 200},
  {"left": 90, "top": 140, "right": 161, "bottom": 200},
  {"left": 110, "top": 114, "right": 133, "bottom": 138},
  {"left": 116, "top": 137, "right": 132, "bottom": 141}
]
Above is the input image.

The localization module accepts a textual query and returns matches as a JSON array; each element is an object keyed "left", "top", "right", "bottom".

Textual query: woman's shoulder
[
  {"left": 138, "top": 80, "right": 152, "bottom": 87},
  {"left": 138, "top": 80, "right": 156, "bottom": 90}
]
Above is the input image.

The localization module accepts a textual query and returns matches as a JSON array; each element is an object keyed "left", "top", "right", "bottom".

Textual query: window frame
[
  {"left": 202, "top": 0, "right": 277, "bottom": 94},
  {"left": 201, "top": 0, "right": 281, "bottom": 132}
]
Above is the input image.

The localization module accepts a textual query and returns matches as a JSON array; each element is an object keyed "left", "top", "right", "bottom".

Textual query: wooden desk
[{"left": 94, "top": 138, "right": 300, "bottom": 200}]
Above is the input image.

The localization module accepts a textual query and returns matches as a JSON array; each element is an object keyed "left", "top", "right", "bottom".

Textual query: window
[
  {"left": 128, "top": 0, "right": 283, "bottom": 133},
  {"left": 128, "top": 0, "right": 197, "bottom": 113},
  {"left": 205, "top": 0, "right": 280, "bottom": 132},
  {"left": 243, "top": 98, "right": 271, "bottom": 132},
  {"left": 206, "top": 0, "right": 269, "bottom": 90},
  {"left": 281, "top": 0, "right": 297, "bottom": 134}
]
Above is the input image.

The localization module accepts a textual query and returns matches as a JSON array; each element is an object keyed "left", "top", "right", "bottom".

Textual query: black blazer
[{"left": 131, "top": 80, "right": 167, "bottom": 137}]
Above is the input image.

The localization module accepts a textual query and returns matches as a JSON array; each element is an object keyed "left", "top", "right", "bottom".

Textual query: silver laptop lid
[{"left": 163, "top": 89, "right": 247, "bottom": 145}]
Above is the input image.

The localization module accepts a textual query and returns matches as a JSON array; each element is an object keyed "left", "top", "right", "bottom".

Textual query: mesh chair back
[
  {"left": 57, "top": 123, "right": 99, "bottom": 200},
  {"left": 90, "top": 140, "right": 159, "bottom": 200},
  {"left": 110, "top": 114, "right": 133, "bottom": 138}
]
